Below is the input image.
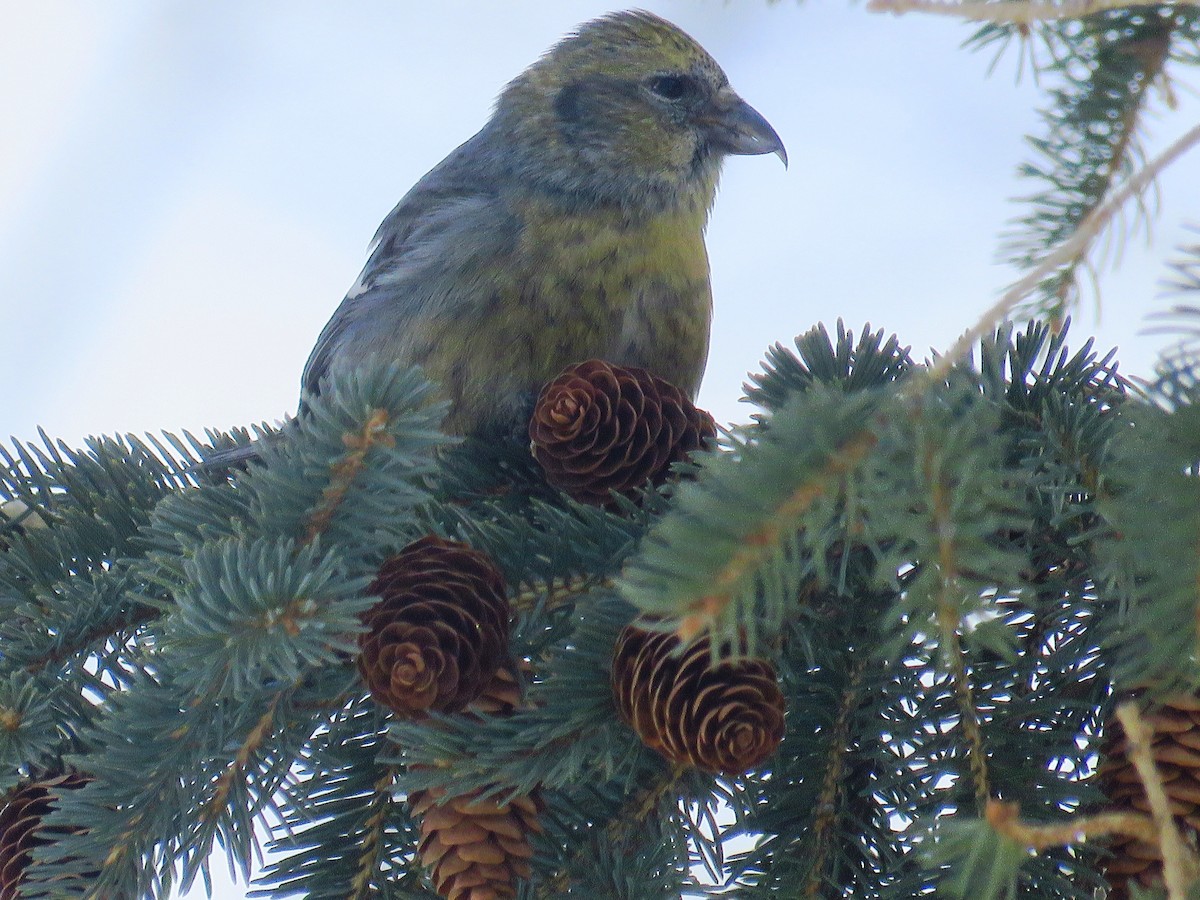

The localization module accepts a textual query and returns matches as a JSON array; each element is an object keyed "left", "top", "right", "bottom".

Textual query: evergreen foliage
[
  {"left": 1, "top": 315, "right": 1190, "bottom": 898},
  {"left": 3, "top": 5, "right": 1200, "bottom": 899},
  {"left": 969, "top": 4, "right": 1200, "bottom": 318}
]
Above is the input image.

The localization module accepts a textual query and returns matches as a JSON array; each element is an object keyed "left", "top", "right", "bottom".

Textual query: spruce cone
[
  {"left": 466, "top": 664, "right": 526, "bottom": 717},
  {"left": 411, "top": 786, "right": 541, "bottom": 900},
  {"left": 529, "top": 359, "right": 716, "bottom": 506},
  {"left": 1098, "top": 694, "right": 1200, "bottom": 897},
  {"left": 611, "top": 624, "right": 786, "bottom": 775},
  {"left": 358, "top": 536, "right": 510, "bottom": 716},
  {"left": 0, "top": 773, "right": 88, "bottom": 900}
]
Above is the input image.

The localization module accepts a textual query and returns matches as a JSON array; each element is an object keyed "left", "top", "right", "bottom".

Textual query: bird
[{"left": 211, "top": 9, "right": 784, "bottom": 464}]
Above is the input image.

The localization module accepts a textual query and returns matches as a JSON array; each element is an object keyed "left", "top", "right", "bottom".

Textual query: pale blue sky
[
  {"left": 2, "top": 2, "right": 1198, "bottom": 896},
  {"left": 5, "top": 0, "right": 1198, "bottom": 453}
]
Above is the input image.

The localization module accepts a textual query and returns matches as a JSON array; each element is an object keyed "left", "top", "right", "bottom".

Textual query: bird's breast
[
  {"left": 417, "top": 196, "right": 715, "bottom": 435},
  {"left": 510, "top": 200, "right": 714, "bottom": 395}
]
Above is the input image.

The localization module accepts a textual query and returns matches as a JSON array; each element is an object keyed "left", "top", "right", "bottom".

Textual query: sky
[{"left": 2, "top": 1, "right": 1199, "bottom": 897}]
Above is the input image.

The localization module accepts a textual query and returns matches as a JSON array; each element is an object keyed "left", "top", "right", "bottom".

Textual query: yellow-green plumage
[
  {"left": 415, "top": 199, "right": 714, "bottom": 432},
  {"left": 302, "top": 10, "right": 784, "bottom": 436}
]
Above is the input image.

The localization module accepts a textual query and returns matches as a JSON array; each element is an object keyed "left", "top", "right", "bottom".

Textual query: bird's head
[{"left": 494, "top": 10, "right": 786, "bottom": 215}]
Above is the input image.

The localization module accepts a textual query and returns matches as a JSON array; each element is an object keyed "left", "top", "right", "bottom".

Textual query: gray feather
[{"left": 300, "top": 127, "right": 516, "bottom": 403}]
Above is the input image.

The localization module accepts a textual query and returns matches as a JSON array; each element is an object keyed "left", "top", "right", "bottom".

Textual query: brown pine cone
[
  {"left": 1099, "top": 694, "right": 1200, "bottom": 897},
  {"left": 411, "top": 786, "right": 542, "bottom": 900},
  {"left": 466, "top": 664, "right": 527, "bottom": 718},
  {"left": 0, "top": 773, "right": 89, "bottom": 900},
  {"left": 358, "top": 536, "right": 510, "bottom": 716},
  {"left": 611, "top": 624, "right": 786, "bottom": 776},
  {"left": 529, "top": 359, "right": 716, "bottom": 506}
]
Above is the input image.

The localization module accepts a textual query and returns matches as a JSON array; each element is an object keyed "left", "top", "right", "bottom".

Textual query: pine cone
[
  {"left": 411, "top": 786, "right": 541, "bottom": 900},
  {"left": 358, "top": 536, "right": 510, "bottom": 716},
  {"left": 1099, "top": 694, "right": 1200, "bottom": 897},
  {"left": 466, "top": 664, "right": 527, "bottom": 718},
  {"left": 529, "top": 359, "right": 716, "bottom": 506},
  {"left": 0, "top": 773, "right": 88, "bottom": 900},
  {"left": 611, "top": 624, "right": 786, "bottom": 775}
]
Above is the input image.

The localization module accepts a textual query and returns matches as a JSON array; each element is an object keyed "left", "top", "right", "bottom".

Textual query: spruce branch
[
  {"left": 242, "top": 363, "right": 447, "bottom": 559},
  {"left": 926, "top": 445, "right": 992, "bottom": 814},
  {"left": 83, "top": 678, "right": 311, "bottom": 896},
  {"left": 537, "top": 763, "right": 689, "bottom": 898},
  {"left": 960, "top": 8, "right": 1192, "bottom": 323},
  {"left": 916, "top": 119, "right": 1200, "bottom": 388},
  {"left": 21, "top": 606, "right": 156, "bottom": 677},
  {"left": 1101, "top": 374, "right": 1200, "bottom": 692},
  {"left": 802, "top": 659, "right": 865, "bottom": 898},
  {"left": 302, "top": 408, "right": 396, "bottom": 546},
  {"left": 1115, "top": 702, "right": 1200, "bottom": 898},
  {"left": 676, "top": 429, "right": 878, "bottom": 642},
  {"left": 255, "top": 701, "right": 429, "bottom": 898},
  {"left": 513, "top": 574, "right": 614, "bottom": 615},
  {"left": 350, "top": 765, "right": 399, "bottom": 900},
  {"left": 744, "top": 321, "right": 913, "bottom": 412},
  {"left": 619, "top": 383, "right": 886, "bottom": 656},
  {"left": 1014, "top": 17, "right": 1172, "bottom": 319},
  {"left": 869, "top": 0, "right": 1200, "bottom": 23},
  {"left": 388, "top": 590, "right": 636, "bottom": 805},
  {"left": 201, "top": 692, "right": 283, "bottom": 826},
  {"left": 984, "top": 798, "right": 1157, "bottom": 851},
  {"left": 931, "top": 792, "right": 1156, "bottom": 899},
  {"left": 161, "top": 537, "right": 373, "bottom": 703}
]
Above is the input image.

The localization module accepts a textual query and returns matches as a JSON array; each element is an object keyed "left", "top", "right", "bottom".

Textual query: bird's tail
[
  {"left": 189, "top": 417, "right": 295, "bottom": 474},
  {"left": 194, "top": 441, "right": 262, "bottom": 471}
]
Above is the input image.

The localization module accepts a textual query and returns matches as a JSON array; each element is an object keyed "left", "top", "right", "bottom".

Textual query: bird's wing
[{"left": 300, "top": 132, "right": 512, "bottom": 400}]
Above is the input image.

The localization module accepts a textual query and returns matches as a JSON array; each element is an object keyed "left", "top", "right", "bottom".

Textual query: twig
[
  {"left": 985, "top": 799, "right": 1158, "bottom": 849},
  {"left": 513, "top": 574, "right": 612, "bottom": 614},
  {"left": 25, "top": 604, "right": 159, "bottom": 675},
  {"left": 302, "top": 408, "right": 395, "bottom": 545},
  {"left": 351, "top": 766, "right": 399, "bottom": 900},
  {"left": 804, "top": 660, "right": 865, "bottom": 897},
  {"left": 868, "top": 0, "right": 1200, "bottom": 23},
  {"left": 202, "top": 694, "right": 282, "bottom": 823},
  {"left": 926, "top": 446, "right": 991, "bottom": 812},
  {"left": 907, "top": 121, "right": 1200, "bottom": 394},
  {"left": 1115, "top": 702, "right": 1200, "bottom": 899},
  {"left": 677, "top": 431, "right": 878, "bottom": 641},
  {"left": 538, "top": 763, "right": 689, "bottom": 897}
]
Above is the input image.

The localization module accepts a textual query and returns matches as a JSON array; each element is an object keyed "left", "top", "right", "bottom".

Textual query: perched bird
[{"left": 228, "top": 10, "right": 785, "bottom": 459}]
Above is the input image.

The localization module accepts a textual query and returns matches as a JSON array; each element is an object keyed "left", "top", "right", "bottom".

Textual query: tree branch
[
  {"left": 985, "top": 798, "right": 1158, "bottom": 849},
  {"left": 677, "top": 431, "right": 878, "bottom": 641},
  {"left": 869, "top": 0, "right": 1200, "bottom": 23},
  {"left": 911, "top": 120, "right": 1200, "bottom": 392},
  {"left": 302, "top": 408, "right": 395, "bottom": 546},
  {"left": 926, "top": 446, "right": 991, "bottom": 812},
  {"left": 804, "top": 660, "right": 865, "bottom": 897}
]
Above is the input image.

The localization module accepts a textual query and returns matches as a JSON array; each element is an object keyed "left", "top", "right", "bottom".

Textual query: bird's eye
[{"left": 647, "top": 74, "right": 694, "bottom": 103}]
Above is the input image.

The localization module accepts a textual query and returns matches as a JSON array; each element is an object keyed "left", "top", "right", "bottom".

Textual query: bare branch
[
  {"left": 909, "top": 120, "right": 1200, "bottom": 393},
  {"left": 869, "top": 0, "right": 1200, "bottom": 24},
  {"left": 985, "top": 799, "right": 1158, "bottom": 850}
]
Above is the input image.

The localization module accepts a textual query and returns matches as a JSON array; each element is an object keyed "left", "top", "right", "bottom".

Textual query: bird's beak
[{"left": 706, "top": 89, "right": 787, "bottom": 168}]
